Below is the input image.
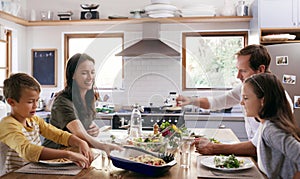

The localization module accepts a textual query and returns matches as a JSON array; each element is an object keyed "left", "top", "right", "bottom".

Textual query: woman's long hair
[
  {"left": 62, "top": 53, "right": 96, "bottom": 120},
  {"left": 245, "top": 73, "right": 300, "bottom": 141}
]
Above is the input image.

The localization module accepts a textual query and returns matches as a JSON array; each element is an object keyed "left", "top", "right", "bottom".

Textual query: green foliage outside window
[{"left": 186, "top": 36, "right": 244, "bottom": 89}]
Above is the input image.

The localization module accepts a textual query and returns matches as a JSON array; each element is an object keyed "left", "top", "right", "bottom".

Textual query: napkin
[
  {"left": 14, "top": 163, "right": 82, "bottom": 175},
  {"left": 196, "top": 155, "right": 265, "bottom": 179}
]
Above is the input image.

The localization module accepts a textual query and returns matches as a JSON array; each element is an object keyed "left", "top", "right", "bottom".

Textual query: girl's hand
[{"left": 192, "top": 137, "right": 214, "bottom": 155}]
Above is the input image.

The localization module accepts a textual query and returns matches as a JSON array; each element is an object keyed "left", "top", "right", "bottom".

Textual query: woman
[
  {"left": 241, "top": 73, "right": 300, "bottom": 178},
  {"left": 43, "top": 53, "right": 121, "bottom": 155}
]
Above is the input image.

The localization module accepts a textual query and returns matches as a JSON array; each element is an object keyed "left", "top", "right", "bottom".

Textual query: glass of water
[{"left": 179, "top": 136, "right": 194, "bottom": 168}]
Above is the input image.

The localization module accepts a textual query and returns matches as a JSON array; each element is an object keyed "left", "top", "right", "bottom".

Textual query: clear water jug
[{"left": 129, "top": 104, "right": 142, "bottom": 138}]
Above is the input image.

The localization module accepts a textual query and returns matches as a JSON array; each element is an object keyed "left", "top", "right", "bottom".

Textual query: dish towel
[{"left": 14, "top": 163, "right": 82, "bottom": 175}]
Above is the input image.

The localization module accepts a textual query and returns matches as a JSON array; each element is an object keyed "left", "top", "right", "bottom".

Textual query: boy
[{"left": 0, "top": 73, "right": 93, "bottom": 175}]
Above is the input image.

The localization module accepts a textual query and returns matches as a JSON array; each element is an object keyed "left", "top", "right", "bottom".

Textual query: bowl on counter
[
  {"left": 110, "top": 146, "right": 176, "bottom": 176},
  {"left": 127, "top": 136, "right": 168, "bottom": 153}
]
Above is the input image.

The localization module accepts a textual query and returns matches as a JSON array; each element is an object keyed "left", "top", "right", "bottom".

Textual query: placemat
[
  {"left": 15, "top": 163, "right": 82, "bottom": 175},
  {"left": 197, "top": 155, "right": 265, "bottom": 179}
]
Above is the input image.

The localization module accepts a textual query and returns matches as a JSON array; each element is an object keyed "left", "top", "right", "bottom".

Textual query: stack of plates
[
  {"left": 144, "top": 1, "right": 179, "bottom": 18},
  {"left": 57, "top": 11, "right": 73, "bottom": 20},
  {"left": 261, "top": 34, "right": 296, "bottom": 41},
  {"left": 180, "top": 4, "right": 216, "bottom": 17}
]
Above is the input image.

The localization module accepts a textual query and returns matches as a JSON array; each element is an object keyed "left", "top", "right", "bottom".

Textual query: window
[
  {"left": 182, "top": 31, "right": 248, "bottom": 90},
  {"left": 0, "top": 30, "right": 11, "bottom": 87},
  {"left": 65, "top": 33, "right": 123, "bottom": 90}
]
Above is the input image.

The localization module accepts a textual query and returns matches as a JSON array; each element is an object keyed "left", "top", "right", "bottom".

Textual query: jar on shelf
[{"left": 236, "top": 0, "right": 248, "bottom": 16}]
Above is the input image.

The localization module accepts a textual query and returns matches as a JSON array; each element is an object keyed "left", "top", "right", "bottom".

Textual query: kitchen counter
[
  {"left": 36, "top": 111, "right": 247, "bottom": 141},
  {"left": 184, "top": 112, "right": 244, "bottom": 121},
  {"left": 184, "top": 112, "right": 247, "bottom": 141},
  {"left": 36, "top": 111, "right": 244, "bottom": 121},
  {"left": 1, "top": 128, "right": 265, "bottom": 179}
]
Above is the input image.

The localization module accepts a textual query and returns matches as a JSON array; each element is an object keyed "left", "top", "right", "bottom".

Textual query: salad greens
[{"left": 213, "top": 154, "right": 244, "bottom": 168}]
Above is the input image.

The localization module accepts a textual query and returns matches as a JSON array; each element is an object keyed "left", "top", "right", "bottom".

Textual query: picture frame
[
  {"left": 32, "top": 49, "right": 57, "bottom": 87},
  {"left": 276, "top": 56, "right": 288, "bottom": 65},
  {"left": 282, "top": 74, "right": 296, "bottom": 85},
  {"left": 295, "top": 96, "right": 300, "bottom": 108}
]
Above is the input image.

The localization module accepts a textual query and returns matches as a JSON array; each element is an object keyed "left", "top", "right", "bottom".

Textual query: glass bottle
[
  {"left": 129, "top": 104, "right": 142, "bottom": 138},
  {"left": 236, "top": 0, "right": 248, "bottom": 16}
]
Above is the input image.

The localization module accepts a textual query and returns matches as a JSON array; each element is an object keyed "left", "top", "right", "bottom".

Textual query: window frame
[
  {"left": 64, "top": 33, "right": 124, "bottom": 90},
  {"left": 182, "top": 31, "right": 248, "bottom": 91},
  {"left": 0, "top": 30, "right": 12, "bottom": 88}
]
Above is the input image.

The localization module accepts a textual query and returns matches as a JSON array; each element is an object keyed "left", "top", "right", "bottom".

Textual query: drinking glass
[{"left": 179, "top": 136, "right": 194, "bottom": 168}]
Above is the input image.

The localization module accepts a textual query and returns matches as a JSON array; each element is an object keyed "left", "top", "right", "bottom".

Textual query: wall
[{"left": 0, "top": 0, "right": 257, "bottom": 107}]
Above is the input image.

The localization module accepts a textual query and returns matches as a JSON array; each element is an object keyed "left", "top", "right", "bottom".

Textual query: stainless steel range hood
[{"left": 115, "top": 22, "right": 180, "bottom": 57}]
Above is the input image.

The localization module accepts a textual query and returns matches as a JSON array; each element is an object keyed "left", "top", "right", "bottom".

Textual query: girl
[{"left": 241, "top": 73, "right": 300, "bottom": 178}]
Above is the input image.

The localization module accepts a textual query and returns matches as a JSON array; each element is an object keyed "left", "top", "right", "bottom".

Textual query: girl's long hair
[
  {"left": 245, "top": 73, "right": 300, "bottom": 141},
  {"left": 62, "top": 53, "right": 96, "bottom": 120}
]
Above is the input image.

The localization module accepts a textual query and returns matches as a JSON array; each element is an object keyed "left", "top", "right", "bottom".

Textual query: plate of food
[
  {"left": 110, "top": 145, "right": 176, "bottom": 176},
  {"left": 39, "top": 158, "right": 74, "bottom": 166},
  {"left": 201, "top": 155, "right": 253, "bottom": 171}
]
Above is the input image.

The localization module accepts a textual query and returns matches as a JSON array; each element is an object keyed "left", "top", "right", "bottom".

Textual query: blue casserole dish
[{"left": 110, "top": 146, "right": 177, "bottom": 176}]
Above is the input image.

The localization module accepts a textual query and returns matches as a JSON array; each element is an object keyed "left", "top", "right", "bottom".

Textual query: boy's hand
[
  {"left": 78, "top": 141, "right": 94, "bottom": 163},
  {"left": 68, "top": 151, "right": 91, "bottom": 168}
]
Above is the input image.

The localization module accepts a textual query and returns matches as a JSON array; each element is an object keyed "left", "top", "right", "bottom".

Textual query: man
[{"left": 177, "top": 44, "right": 293, "bottom": 156}]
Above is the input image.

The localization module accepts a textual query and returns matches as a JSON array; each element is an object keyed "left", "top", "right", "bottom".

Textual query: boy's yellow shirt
[{"left": 0, "top": 115, "right": 72, "bottom": 162}]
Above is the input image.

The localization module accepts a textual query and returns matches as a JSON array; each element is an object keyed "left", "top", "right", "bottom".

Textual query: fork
[{"left": 158, "top": 152, "right": 175, "bottom": 163}]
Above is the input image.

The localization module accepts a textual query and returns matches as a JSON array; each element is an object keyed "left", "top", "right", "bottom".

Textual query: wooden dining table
[{"left": 1, "top": 128, "right": 265, "bottom": 179}]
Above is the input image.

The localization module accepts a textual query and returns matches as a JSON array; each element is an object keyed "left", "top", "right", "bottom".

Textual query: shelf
[
  {"left": 1, "top": 11, "right": 252, "bottom": 26},
  {"left": 260, "top": 28, "right": 300, "bottom": 45}
]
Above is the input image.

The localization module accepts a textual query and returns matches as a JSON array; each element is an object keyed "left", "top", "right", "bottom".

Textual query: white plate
[
  {"left": 148, "top": 12, "right": 175, "bottom": 18},
  {"left": 201, "top": 156, "right": 254, "bottom": 171},
  {"left": 146, "top": 10, "right": 175, "bottom": 15},
  {"left": 39, "top": 159, "right": 74, "bottom": 166}
]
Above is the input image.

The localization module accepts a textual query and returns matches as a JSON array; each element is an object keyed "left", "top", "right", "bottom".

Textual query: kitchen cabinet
[
  {"left": 0, "top": 10, "right": 252, "bottom": 26},
  {"left": 260, "top": 28, "right": 300, "bottom": 44},
  {"left": 259, "top": 0, "right": 297, "bottom": 28},
  {"left": 259, "top": 0, "right": 300, "bottom": 44}
]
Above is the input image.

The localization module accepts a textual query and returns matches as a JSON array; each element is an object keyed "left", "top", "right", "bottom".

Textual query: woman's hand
[
  {"left": 192, "top": 137, "right": 214, "bottom": 155},
  {"left": 101, "top": 143, "right": 123, "bottom": 156},
  {"left": 87, "top": 121, "right": 100, "bottom": 137}
]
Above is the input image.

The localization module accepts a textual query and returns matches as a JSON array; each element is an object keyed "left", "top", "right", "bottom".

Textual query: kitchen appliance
[
  {"left": 80, "top": 4, "right": 99, "bottom": 19},
  {"left": 112, "top": 108, "right": 184, "bottom": 130},
  {"left": 164, "top": 91, "right": 178, "bottom": 107},
  {"left": 115, "top": 22, "right": 180, "bottom": 57},
  {"left": 266, "top": 43, "right": 300, "bottom": 125}
]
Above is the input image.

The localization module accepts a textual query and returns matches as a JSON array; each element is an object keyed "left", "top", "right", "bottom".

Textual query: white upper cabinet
[{"left": 259, "top": 0, "right": 298, "bottom": 28}]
